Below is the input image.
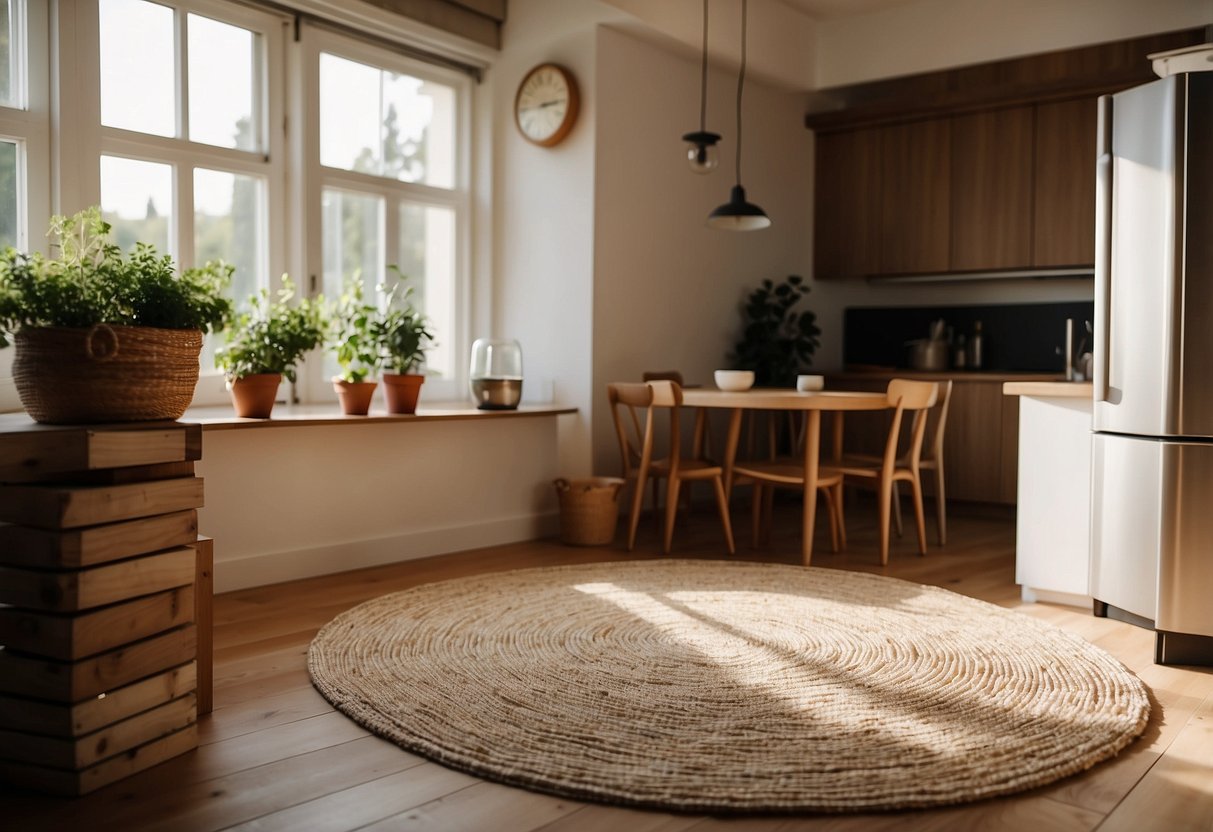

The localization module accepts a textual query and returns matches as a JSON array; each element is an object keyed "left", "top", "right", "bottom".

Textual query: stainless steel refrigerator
[{"left": 1091, "top": 69, "right": 1213, "bottom": 665}]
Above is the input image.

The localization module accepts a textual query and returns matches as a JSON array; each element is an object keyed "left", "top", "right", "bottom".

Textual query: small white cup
[{"left": 796, "top": 374, "right": 824, "bottom": 392}]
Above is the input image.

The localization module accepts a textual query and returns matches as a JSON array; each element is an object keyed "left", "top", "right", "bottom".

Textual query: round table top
[{"left": 682, "top": 389, "right": 889, "bottom": 411}]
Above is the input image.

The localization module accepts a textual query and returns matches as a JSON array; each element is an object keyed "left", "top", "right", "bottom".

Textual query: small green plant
[
  {"left": 729, "top": 274, "right": 821, "bottom": 388},
  {"left": 330, "top": 277, "right": 382, "bottom": 383},
  {"left": 0, "top": 207, "right": 232, "bottom": 346},
  {"left": 215, "top": 278, "right": 326, "bottom": 382},
  {"left": 379, "top": 273, "right": 434, "bottom": 374}
]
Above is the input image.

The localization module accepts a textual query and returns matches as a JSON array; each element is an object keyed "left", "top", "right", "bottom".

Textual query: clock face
[{"left": 515, "top": 64, "right": 579, "bottom": 147}]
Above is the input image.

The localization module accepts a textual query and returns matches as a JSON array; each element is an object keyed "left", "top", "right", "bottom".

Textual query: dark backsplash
[{"left": 843, "top": 302, "right": 1095, "bottom": 372}]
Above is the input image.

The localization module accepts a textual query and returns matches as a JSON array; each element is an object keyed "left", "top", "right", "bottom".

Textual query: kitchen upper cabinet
[
  {"left": 950, "top": 106, "right": 1034, "bottom": 271},
  {"left": 879, "top": 119, "right": 951, "bottom": 275},
  {"left": 1034, "top": 97, "right": 1098, "bottom": 267},
  {"left": 814, "top": 129, "right": 881, "bottom": 279}
]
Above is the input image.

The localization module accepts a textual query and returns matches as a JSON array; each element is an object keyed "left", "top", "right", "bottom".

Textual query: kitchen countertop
[
  {"left": 1003, "top": 381, "right": 1093, "bottom": 398},
  {"left": 830, "top": 369, "right": 1066, "bottom": 383}
]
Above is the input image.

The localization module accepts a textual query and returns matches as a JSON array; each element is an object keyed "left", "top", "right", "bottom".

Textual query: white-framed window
[
  {"left": 87, "top": 0, "right": 287, "bottom": 404},
  {"left": 0, "top": 0, "right": 50, "bottom": 411},
  {"left": 298, "top": 26, "right": 471, "bottom": 402}
]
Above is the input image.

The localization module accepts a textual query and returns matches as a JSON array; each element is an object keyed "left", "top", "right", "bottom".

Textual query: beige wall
[
  {"left": 816, "top": 0, "right": 1212, "bottom": 89},
  {"left": 591, "top": 25, "right": 814, "bottom": 472}
]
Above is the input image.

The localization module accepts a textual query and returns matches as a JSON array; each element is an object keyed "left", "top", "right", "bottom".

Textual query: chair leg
[
  {"left": 712, "top": 477, "right": 736, "bottom": 555},
  {"left": 891, "top": 481, "right": 904, "bottom": 538},
  {"left": 663, "top": 477, "right": 682, "bottom": 555},
  {"left": 833, "top": 483, "right": 847, "bottom": 551},
  {"left": 751, "top": 483, "right": 764, "bottom": 548},
  {"left": 910, "top": 475, "right": 928, "bottom": 556},
  {"left": 933, "top": 466, "right": 947, "bottom": 546},
  {"left": 824, "top": 488, "right": 840, "bottom": 553},
  {"left": 627, "top": 474, "right": 647, "bottom": 552},
  {"left": 878, "top": 476, "right": 892, "bottom": 566}
]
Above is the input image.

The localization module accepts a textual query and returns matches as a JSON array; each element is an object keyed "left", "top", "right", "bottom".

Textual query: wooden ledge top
[
  {"left": 181, "top": 403, "right": 577, "bottom": 431},
  {"left": 1002, "top": 381, "right": 1093, "bottom": 399}
]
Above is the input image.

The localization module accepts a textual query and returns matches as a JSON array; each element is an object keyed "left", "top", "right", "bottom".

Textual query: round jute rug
[{"left": 307, "top": 560, "right": 1150, "bottom": 814}]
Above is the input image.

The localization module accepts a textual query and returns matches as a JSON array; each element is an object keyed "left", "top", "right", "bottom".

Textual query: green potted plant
[
  {"left": 0, "top": 207, "right": 232, "bottom": 424},
  {"left": 215, "top": 278, "right": 326, "bottom": 418},
  {"left": 378, "top": 274, "right": 434, "bottom": 415},
  {"left": 729, "top": 274, "right": 821, "bottom": 388},
  {"left": 329, "top": 277, "right": 382, "bottom": 416}
]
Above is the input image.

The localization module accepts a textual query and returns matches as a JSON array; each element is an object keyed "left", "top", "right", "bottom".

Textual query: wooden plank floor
[{"left": 4, "top": 500, "right": 1213, "bottom": 831}]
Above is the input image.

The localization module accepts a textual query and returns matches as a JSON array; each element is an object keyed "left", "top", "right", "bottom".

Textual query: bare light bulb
[{"left": 682, "top": 130, "right": 721, "bottom": 174}]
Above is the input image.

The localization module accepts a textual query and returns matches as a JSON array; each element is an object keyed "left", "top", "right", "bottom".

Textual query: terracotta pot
[
  {"left": 228, "top": 373, "right": 282, "bottom": 419},
  {"left": 382, "top": 373, "right": 425, "bottom": 414},
  {"left": 333, "top": 377, "right": 378, "bottom": 416}
]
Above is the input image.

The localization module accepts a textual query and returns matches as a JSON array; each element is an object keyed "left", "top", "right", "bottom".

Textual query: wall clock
[{"left": 514, "top": 63, "right": 579, "bottom": 147}]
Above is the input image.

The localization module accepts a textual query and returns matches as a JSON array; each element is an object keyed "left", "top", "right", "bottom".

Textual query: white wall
[
  {"left": 487, "top": 0, "right": 629, "bottom": 479},
  {"left": 591, "top": 25, "right": 814, "bottom": 471},
  {"left": 197, "top": 417, "right": 563, "bottom": 592},
  {"left": 816, "top": 0, "right": 1212, "bottom": 89}
]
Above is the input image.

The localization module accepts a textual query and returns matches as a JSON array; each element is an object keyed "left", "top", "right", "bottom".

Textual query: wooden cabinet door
[
  {"left": 950, "top": 106, "right": 1034, "bottom": 271},
  {"left": 814, "top": 128, "right": 882, "bottom": 279},
  {"left": 942, "top": 381, "right": 1006, "bottom": 503},
  {"left": 1034, "top": 97, "right": 1098, "bottom": 267},
  {"left": 879, "top": 119, "right": 951, "bottom": 275}
]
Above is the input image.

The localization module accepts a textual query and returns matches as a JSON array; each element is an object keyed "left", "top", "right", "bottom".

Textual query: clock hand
[{"left": 538, "top": 100, "right": 562, "bottom": 108}]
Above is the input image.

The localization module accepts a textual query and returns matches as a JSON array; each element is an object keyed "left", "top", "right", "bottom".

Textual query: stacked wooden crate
[{"left": 0, "top": 417, "right": 210, "bottom": 795}]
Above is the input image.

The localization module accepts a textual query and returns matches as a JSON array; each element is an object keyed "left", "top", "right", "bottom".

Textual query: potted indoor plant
[
  {"left": 329, "top": 277, "right": 382, "bottom": 416},
  {"left": 378, "top": 276, "right": 434, "bottom": 415},
  {"left": 729, "top": 274, "right": 821, "bottom": 387},
  {"left": 215, "top": 278, "right": 327, "bottom": 418},
  {"left": 0, "top": 207, "right": 232, "bottom": 424}
]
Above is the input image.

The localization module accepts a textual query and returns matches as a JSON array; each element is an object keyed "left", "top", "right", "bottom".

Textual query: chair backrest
[
  {"left": 883, "top": 379, "right": 939, "bottom": 473},
  {"left": 607, "top": 380, "right": 685, "bottom": 479},
  {"left": 927, "top": 380, "right": 953, "bottom": 464}
]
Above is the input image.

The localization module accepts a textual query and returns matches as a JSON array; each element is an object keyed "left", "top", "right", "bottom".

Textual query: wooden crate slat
[
  {"left": 0, "top": 423, "right": 201, "bottom": 482},
  {"left": 0, "top": 477, "right": 204, "bottom": 529},
  {"left": 0, "top": 663, "right": 196, "bottom": 737},
  {"left": 0, "top": 510, "right": 199, "bottom": 569},
  {"left": 0, "top": 693, "right": 195, "bottom": 770},
  {"left": 0, "top": 723, "right": 198, "bottom": 796},
  {"left": 0, "top": 547, "right": 196, "bottom": 611},
  {"left": 0, "top": 625, "right": 196, "bottom": 702},
  {"left": 0, "top": 586, "right": 195, "bottom": 659},
  {"left": 11, "top": 461, "right": 197, "bottom": 487}
]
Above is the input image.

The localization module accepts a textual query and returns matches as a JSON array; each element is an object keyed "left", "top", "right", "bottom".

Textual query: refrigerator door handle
[{"left": 1095, "top": 94, "right": 1114, "bottom": 404}]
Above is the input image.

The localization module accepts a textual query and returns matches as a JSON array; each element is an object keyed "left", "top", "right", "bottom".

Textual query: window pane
[
  {"left": 195, "top": 168, "right": 265, "bottom": 305},
  {"left": 0, "top": 0, "right": 15, "bottom": 108},
  {"left": 100, "top": 155, "right": 172, "bottom": 255},
  {"left": 322, "top": 189, "right": 382, "bottom": 381},
  {"left": 396, "top": 203, "right": 454, "bottom": 377},
  {"left": 384, "top": 74, "right": 455, "bottom": 188},
  {"left": 99, "top": 0, "right": 175, "bottom": 137},
  {"left": 319, "top": 53, "right": 381, "bottom": 174},
  {"left": 188, "top": 14, "right": 257, "bottom": 151},
  {"left": 0, "top": 140, "right": 17, "bottom": 249}
]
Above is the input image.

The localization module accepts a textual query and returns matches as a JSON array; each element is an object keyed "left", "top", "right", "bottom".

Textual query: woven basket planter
[
  {"left": 554, "top": 477, "right": 626, "bottom": 546},
  {"left": 13, "top": 325, "right": 203, "bottom": 424}
]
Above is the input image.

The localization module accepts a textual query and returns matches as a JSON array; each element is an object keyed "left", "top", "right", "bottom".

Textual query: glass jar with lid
[{"left": 469, "top": 338, "right": 522, "bottom": 410}]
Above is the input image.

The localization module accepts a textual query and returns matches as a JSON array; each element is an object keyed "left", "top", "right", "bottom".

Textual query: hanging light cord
[
  {"left": 734, "top": 0, "right": 747, "bottom": 184},
  {"left": 698, "top": 0, "right": 710, "bottom": 131}
]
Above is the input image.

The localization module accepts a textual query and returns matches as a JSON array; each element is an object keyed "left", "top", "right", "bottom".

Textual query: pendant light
[
  {"left": 707, "top": 0, "right": 770, "bottom": 230},
  {"left": 682, "top": 0, "right": 720, "bottom": 173}
]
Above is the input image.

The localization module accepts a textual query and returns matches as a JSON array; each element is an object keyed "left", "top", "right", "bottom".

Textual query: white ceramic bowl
[
  {"left": 797, "top": 374, "right": 825, "bottom": 392},
  {"left": 714, "top": 370, "right": 755, "bottom": 392}
]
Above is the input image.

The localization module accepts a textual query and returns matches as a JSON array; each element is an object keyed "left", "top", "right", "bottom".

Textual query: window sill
[{"left": 183, "top": 402, "right": 577, "bottom": 432}]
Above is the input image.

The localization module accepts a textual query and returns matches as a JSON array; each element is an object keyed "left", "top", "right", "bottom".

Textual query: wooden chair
[
  {"left": 837, "top": 379, "right": 939, "bottom": 565},
  {"left": 608, "top": 381, "right": 735, "bottom": 555},
  {"left": 842, "top": 380, "right": 952, "bottom": 546},
  {"left": 730, "top": 432, "right": 847, "bottom": 561}
]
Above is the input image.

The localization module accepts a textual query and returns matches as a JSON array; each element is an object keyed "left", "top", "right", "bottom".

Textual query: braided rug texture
[{"left": 308, "top": 560, "right": 1150, "bottom": 813}]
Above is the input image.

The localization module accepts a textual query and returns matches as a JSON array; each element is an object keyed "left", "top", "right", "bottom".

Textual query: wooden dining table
[{"left": 681, "top": 388, "right": 890, "bottom": 564}]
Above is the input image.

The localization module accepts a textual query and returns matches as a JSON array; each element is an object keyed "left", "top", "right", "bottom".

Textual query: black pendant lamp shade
[
  {"left": 707, "top": 0, "right": 770, "bottom": 230},
  {"left": 683, "top": 0, "right": 720, "bottom": 173}
]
